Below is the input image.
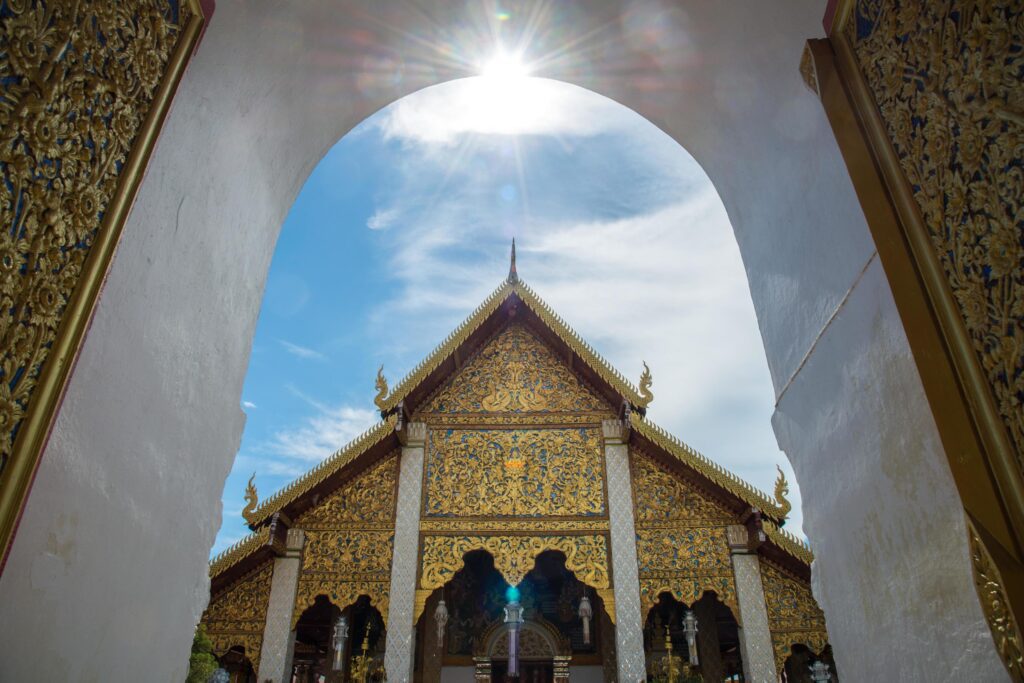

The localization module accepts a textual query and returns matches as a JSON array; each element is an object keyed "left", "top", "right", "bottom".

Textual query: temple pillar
[
  {"left": 726, "top": 525, "right": 776, "bottom": 683},
  {"left": 384, "top": 422, "right": 427, "bottom": 683},
  {"left": 259, "top": 528, "right": 306, "bottom": 682},
  {"left": 602, "top": 419, "right": 646, "bottom": 683}
]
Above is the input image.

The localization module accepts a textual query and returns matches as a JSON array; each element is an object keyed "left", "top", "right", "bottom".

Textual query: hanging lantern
[
  {"left": 682, "top": 609, "right": 699, "bottom": 666},
  {"left": 578, "top": 595, "right": 593, "bottom": 645},
  {"left": 504, "top": 586, "right": 525, "bottom": 677},
  {"left": 809, "top": 660, "right": 832, "bottom": 682},
  {"left": 332, "top": 615, "right": 349, "bottom": 671},
  {"left": 434, "top": 598, "right": 449, "bottom": 647}
]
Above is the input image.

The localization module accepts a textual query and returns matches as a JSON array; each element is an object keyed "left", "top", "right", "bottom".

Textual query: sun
[{"left": 480, "top": 52, "right": 530, "bottom": 82}]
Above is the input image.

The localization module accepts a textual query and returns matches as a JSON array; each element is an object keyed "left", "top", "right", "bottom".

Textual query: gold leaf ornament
[
  {"left": 374, "top": 365, "right": 389, "bottom": 410},
  {"left": 774, "top": 465, "right": 792, "bottom": 522},
  {"left": 637, "top": 361, "right": 654, "bottom": 408},
  {"left": 242, "top": 473, "right": 258, "bottom": 525}
]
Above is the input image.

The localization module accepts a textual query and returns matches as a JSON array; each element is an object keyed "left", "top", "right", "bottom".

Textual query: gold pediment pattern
[
  {"left": 424, "top": 323, "right": 611, "bottom": 415},
  {"left": 424, "top": 427, "right": 605, "bottom": 518},
  {"left": 419, "top": 534, "right": 610, "bottom": 590},
  {"left": 631, "top": 450, "right": 740, "bottom": 621},
  {"left": 760, "top": 558, "right": 829, "bottom": 672},
  {"left": 201, "top": 561, "right": 273, "bottom": 674},
  {"left": 293, "top": 452, "right": 397, "bottom": 627}
]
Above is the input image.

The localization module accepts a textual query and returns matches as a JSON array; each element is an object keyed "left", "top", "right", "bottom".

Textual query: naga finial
[
  {"left": 637, "top": 361, "right": 654, "bottom": 408},
  {"left": 374, "top": 365, "right": 389, "bottom": 410},
  {"left": 242, "top": 473, "right": 258, "bottom": 525},
  {"left": 774, "top": 464, "right": 792, "bottom": 523}
]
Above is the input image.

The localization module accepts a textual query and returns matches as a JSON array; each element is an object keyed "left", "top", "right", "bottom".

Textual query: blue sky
[{"left": 212, "top": 77, "right": 803, "bottom": 555}]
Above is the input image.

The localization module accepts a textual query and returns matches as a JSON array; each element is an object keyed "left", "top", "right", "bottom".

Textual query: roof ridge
[
  {"left": 380, "top": 278, "right": 646, "bottom": 411},
  {"left": 248, "top": 415, "right": 397, "bottom": 525},
  {"left": 631, "top": 416, "right": 789, "bottom": 523},
  {"left": 763, "top": 519, "right": 814, "bottom": 565},
  {"left": 209, "top": 525, "right": 271, "bottom": 577}
]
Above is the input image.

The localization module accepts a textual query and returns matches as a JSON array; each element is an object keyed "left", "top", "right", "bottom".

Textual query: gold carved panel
[
  {"left": 424, "top": 427, "right": 605, "bottom": 518},
  {"left": 0, "top": 0, "right": 205, "bottom": 561},
  {"left": 294, "top": 453, "right": 397, "bottom": 626},
  {"left": 419, "top": 534, "right": 610, "bottom": 590},
  {"left": 760, "top": 558, "right": 829, "bottom": 672},
  {"left": 631, "top": 450, "right": 740, "bottom": 621},
  {"left": 632, "top": 453, "right": 734, "bottom": 525},
  {"left": 201, "top": 562, "right": 273, "bottom": 673},
  {"left": 848, "top": 1, "right": 1024, "bottom": 468},
  {"left": 296, "top": 454, "right": 397, "bottom": 528},
  {"left": 423, "top": 323, "right": 611, "bottom": 416}
]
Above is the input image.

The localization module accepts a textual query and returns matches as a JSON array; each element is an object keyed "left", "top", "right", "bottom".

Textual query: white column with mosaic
[
  {"left": 727, "top": 524, "right": 777, "bottom": 683},
  {"left": 259, "top": 528, "right": 306, "bottom": 682}
]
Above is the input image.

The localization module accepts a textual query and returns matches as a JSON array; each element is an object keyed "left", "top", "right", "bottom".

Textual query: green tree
[{"left": 186, "top": 624, "right": 219, "bottom": 683}]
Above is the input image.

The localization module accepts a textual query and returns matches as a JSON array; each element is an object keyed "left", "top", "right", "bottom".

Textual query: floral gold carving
[
  {"left": 848, "top": 0, "right": 1024, "bottom": 468},
  {"left": 293, "top": 453, "right": 397, "bottom": 627},
  {"left": 201, "top": 562, "right": 273, "bottom": 673},
  {"left": 760, "top": 558, "right": 829, "bottom": 672},
  {"left": 419, "top": 519, "right": 610, "bottom": 533},
  {"left": 632, "top": 450, "right": 741, "bottom": 621},
  {"left": 968, "top": 519, "right": 1024, "bottom": 680},
  {"left": 0, "top": 0, "right": 200, "bottom": 560},
  {"left": 419, "top": 534, "right": 610, "bottom": 590},
  {"left": 424, "top": 427, "right": 605, "bottom": 517},
  {"left": 425, "top": 323, "right": 610, "bottom": 415}
]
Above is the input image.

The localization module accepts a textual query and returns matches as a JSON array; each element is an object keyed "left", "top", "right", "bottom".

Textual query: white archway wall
[{"left": 0, "top": 1, "right": 1006, "bottom": 681}]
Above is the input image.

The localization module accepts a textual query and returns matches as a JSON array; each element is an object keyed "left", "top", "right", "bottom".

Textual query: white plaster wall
[
  {"left": 0, "top": 1, "right": 1004, "bottom": 681},
  {"left": 773, "top": 256, "right": 1010, "bottom": 682},
  {"left": 439, "top": 666, "right": 476, "bottom": 683}
]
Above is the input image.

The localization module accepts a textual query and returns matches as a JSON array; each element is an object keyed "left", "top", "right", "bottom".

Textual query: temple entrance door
[{"left": 491, "top": 659, "right": 554, "bottom": 683}]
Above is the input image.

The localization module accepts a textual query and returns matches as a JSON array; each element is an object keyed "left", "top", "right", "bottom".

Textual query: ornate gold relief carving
[
  {"left": 638, "top": 576, "right": 738, "bottom": 624},
  {"left": 760, "top": 558, "right": 829, "bottom": 673},
  {"left": 0, "top": 0, "right": 205, "bottom": 567},
  {"left": 419, "top": 534, "right": 610, "bottom": 590},
  {"left": 419, "top": 519, "right": 610, "bottom": 533},
  {"left": 202, "top": 562, "right": 273, "bottom": 673},
  {"left": 296, "top": 454, "right": 397, "bottom": 528},
  {"left": 847, "top": 1, "right": 1024, "bottom": 471},
  {"left": 635, "top": 527, "right": 733, "bottom": 574},
  {"left": 425, "top": 323, "right": 611, "bottom": 415},
  {"left": 424, "top": 427, "right": 605, "bottom": 518},
  {"left": 968, "top": 519, "right": 1024, "bottom": 680},
  {"left": 294, "top": 453, "right": 397, "bottom": 627},
  {"left": 631, "top": 452, "right": 734, "bottom": 526}
]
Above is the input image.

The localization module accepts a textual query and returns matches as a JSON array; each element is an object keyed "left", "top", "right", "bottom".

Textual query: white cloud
[
  {"left": 242, "top": 400, "right": 257, "bottom": 409},
  {"left": 376, "top": 77, "right": 639, "bottom": 145},
  {"left": 267, "top": 404, "right": 378, "bottom": 463},
  {"left": 279, "top": 339, "right": 326, "bottom": 361},
  {"left": 368, "top": 207, "right": 400, "bottom": 230}
]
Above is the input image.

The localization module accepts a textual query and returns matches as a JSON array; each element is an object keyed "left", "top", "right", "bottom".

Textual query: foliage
[{"left": 185, "top": 625, "right": 219, "bottom": 683}]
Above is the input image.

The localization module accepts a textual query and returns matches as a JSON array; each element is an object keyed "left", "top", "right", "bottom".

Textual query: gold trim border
[{"left": 0, "top": 1, "right": 209, "bottom": 571}]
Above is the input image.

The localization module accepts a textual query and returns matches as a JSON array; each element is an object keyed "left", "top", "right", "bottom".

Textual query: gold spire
[
  {"left": 507, "top": 238, "right": 519, "bottom": 283},
  {"left": 373, "top": 365, "right": 389, "bottom": 410},
  {"left": 637, "top": 361, "right": 654, "bottom": 408},
  {"left": 241, "top": 473, "right": 258, "bottom": 525}
]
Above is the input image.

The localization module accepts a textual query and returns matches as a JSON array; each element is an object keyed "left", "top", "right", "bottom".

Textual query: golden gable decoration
[
  {"left": 201, "top": 561, "right": 274, "bottom": 674},
  {"left": 760, "top": 558, "right": 829, "bottom": 672},
  {"left": 424, "top": 427, "right": 605, "bottom": 518},
  {"left": 425, "top": 323, "right": 610, "bottom": 415},
  {"left": 293, "top": 453, "right": 397, "bottom": 628}
]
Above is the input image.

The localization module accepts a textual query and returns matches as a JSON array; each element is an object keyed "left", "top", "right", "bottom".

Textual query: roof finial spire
[{"left": 507, "top": 238, "right": 519, "bottom": 284}]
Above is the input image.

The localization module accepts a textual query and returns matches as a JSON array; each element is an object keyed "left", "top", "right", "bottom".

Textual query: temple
[{"left": 202, "top": 258, "right": 832, "bottom": 683}]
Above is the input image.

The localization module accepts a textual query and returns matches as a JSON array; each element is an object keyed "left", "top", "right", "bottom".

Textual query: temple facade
[{"left": 202, "top": 269, "right": 832, "bottom": 683}]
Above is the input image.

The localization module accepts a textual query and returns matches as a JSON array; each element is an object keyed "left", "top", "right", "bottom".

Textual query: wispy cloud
[
  {"left": 279, "top": 339, "right": 326, "bottom": 361},
  {"left": 266, "top": 403, "right": 378, "bottom": 463},
  {"left": 242, "top": 400, "right": 257, "bottom": 409},
  {"left": 368, "top": 207, "right": 400, "bottom": 231}
]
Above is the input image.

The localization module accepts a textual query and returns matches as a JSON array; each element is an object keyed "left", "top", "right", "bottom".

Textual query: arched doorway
[
  {"left": 216, "top": 645, "right": 257, "bottom": 683},
  {"left": 0, "top": 3, "right": 1015, "bottom": 682},
  {"left": 414, "top": 549, "right": 614, "bottom": 683},
  {"left": 644, "top": 591, "right": 742, "bottom": 682},
  {"left": 781, "top": 644, "right": 838, "bottom": 683},
  {"left": 293, "top": 594, "right": 386, "bottom": 682}
]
